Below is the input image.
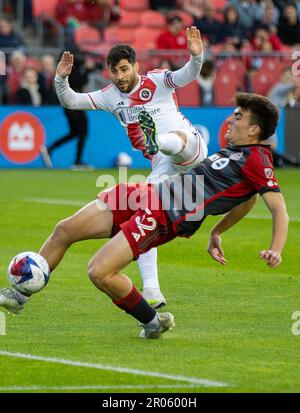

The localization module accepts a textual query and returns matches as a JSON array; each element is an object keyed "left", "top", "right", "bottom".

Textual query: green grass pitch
[{"left": 0, "top": 168, "right": 299, "bottom": 393}]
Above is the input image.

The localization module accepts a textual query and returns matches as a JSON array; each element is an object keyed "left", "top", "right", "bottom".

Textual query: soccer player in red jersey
[
  {"left": 42, "top": 26, "right": 208, "bottom": 309},
  {"left": 1, "top": 93, "right": 289, "bottom": 339}
]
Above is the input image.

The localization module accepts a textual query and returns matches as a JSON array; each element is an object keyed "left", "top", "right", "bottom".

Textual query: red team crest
[{"left": 0, "top": 112, "right": 45, "bottom": 164}]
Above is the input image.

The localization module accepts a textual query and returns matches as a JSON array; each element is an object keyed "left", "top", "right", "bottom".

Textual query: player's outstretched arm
[
  {"left": 207, "top": 195, "right": 258, "bottom": 265},
  {"left": 260, "top": 192, "right": 289, "bottom": 268},
  {"left": 164, "top": 26, "right": 204, "bottom": 89},
  {"left": 55, "top": 51, "right": 105, "bottom": 111}
]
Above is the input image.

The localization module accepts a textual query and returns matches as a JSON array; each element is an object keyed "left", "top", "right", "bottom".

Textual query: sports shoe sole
[{"left": 138, "top": 110, "right": 159, "bottom": 155}]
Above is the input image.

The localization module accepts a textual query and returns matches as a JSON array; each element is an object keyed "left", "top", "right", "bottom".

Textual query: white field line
[
  {"left": 23, "top": 197, "right": 300, "bottom": 223},
  {"left": 23, "top": 198, "right": 87, "bottom": 206},
  {"left": 0, "top": 351, "right": 230, "bottom": 388},
  {"left": 0, "top": 384, "right": 201, "bottom": 391}
]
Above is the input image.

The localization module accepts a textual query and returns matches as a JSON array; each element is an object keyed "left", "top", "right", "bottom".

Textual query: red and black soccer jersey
[{"left": 156, "top": 144, "right": 280, "bottom": 237}]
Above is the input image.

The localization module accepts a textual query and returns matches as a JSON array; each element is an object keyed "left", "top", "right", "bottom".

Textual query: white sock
[
  {"left": 138, "top": 248, "right": 160, "bottom": 291},
  {"left": 157, "top": 133, "right": 183, "bottom": 156},
  {"left": 145, "top": 313, "right": 160, "bottom": 329}
]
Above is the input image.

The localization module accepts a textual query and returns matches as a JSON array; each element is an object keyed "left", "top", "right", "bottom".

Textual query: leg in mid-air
[
  {"left": 137, "top": 110, "right": 207, "bottom": 307},
  {"left": 0, "top": 190, "right": 175, "bottom": 339},
  {"left": 138, "top": 110, "right": 207, "bottom": 168}
]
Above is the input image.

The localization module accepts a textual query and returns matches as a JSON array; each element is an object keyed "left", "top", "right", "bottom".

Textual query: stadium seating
[
  {"left": 218, "top": 59, "right": 247, "bottom": 84},
  {"left": 133, "top": 28, "right": 161, "bottom": 50},
  {"left": 176, "top": 80, "right": 201, "bottom": 107},
  {"left": 120, "top": 0, "right": 149, "bottom": 12},
  {"left": 214, "top": 71, "right": 242, "bottom": 106},
  {"left": 259, "top": 58, "right": 286, "bottom": 79},
  {"left": 211, "top": 0, "right": 228, "bottom": 11},
  {"left": 118, "top": 11, "right": 141, "bottom": 28},
  {"left": 250, "top": 69, "right": 276, "bottom": 96},
  {"left": 140, "top": 10, "right": 166, "bottom": 29},
  {"left": 74, "top": 26, "right": 101, "bottom": 48},
  {"left": 104, "top": 27, "right": 136, "bottom": 45},
  {"left": 32, "top": 0, "right": 57, "bottom": 18}
]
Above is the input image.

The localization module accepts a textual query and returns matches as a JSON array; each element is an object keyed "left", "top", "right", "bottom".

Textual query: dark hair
[
  {"left": 224, "top": 5, "right": 239, "bottom": 24},
  {"left": 166, "top": 15, "right": 182, "bottom": 25},
  {"left": 107, "top": 44, "right": 136, "bottom": 68},
  {"left": 235, "top": 92, "right": 279, "bottom": 141}
]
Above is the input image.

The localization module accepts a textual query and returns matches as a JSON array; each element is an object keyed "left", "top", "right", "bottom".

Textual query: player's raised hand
[
  {"left": 186, "top": 26, "right": 203, "bottom": 56},
  {"left": 207, "top": 232, "right": 227, "bottom": 266},
  {"left": 56, "top": 51, "right": 74, "bottom": 79},
  {"left": 260, "top": 250, "right": 282, "bottom": 268}
]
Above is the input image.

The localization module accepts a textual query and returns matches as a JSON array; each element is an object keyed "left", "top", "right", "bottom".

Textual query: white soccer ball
[{"left": 7, "top": 252, "right": 50, "bottom": 294}]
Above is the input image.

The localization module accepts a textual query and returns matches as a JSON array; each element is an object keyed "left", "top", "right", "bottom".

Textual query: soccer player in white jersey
[{"left": 45, "top": 27, "right": 208, "bottom": 308}]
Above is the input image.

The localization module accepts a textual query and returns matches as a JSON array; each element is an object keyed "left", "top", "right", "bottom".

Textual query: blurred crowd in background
[{"left": 1, "top": 0, "right": 300, "bottom": 108}]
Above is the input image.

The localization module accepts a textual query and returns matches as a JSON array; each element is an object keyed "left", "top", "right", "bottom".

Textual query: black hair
[
  {"left": 107, "top": 44, "right": 136, "bottom": 68},
  {"left": 235, "top": 92, "right": 279, "bottom": 141}
]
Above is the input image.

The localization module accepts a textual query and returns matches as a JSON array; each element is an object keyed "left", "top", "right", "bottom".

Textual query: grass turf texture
[{"left": 0, "top": 168, "right": 299, "bottom": 393}]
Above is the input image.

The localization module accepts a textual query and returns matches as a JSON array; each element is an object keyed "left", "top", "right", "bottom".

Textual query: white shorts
[{"left": 147, "top": 130, "right": 207, "bottom": 184}]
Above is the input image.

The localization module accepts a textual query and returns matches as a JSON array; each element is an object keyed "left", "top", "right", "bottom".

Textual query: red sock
[{"left": 113, "top": 286, "right": 156, "bottom": 324}]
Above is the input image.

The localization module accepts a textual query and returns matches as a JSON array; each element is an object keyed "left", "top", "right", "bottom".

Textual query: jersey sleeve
[
  {"left": 55, "top": 74, "right": 111, "bottom": 111},
  {"left": 148, "top": 52, "right": 203, "bottom": 90},
  {"left": 241, "top": 149, "right": 280, "bottom": 194}
]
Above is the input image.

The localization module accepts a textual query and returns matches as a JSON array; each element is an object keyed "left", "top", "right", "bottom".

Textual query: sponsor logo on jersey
[
  {"left": 230, "top": 152, "right": 244, "bottom": 161},
  {"left": 211, "top": 158, "right": 230, "bottom": 170},
  {"left": 264, "top": 168, "right": 274, "bottom": 179},
  {"left": 267, "top": 179, "right": 278, "bottom": 187},
  {"left": 139, "top": 88, "right": 152, "bottom": 101},
  {"left": 208, "top": 154, "right": 220, "bottom": 161}
]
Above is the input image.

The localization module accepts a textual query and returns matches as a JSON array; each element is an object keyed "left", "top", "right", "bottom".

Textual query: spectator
[
  {"left": 177, "top": 0, "right": 209, "bottom": 21},
  {"left": 278, "top": 3, "right": 300, "bottom": 46},
  {"left": 194, "top": 3, "right": 222, "bottom": 45},
  {"left": 55, "top": 0, "right": 120, "bottom": 28},
  {"left": 39, "top": 55, "right": 59, "bottom": 104},
  {"left": 229, "top": 0, "right": 264, "bottom": 33},
  {"left": 196, "top": 59, "right": 216, "bottom": 106},
  {"left": 251, "top": 24, "right": 283, "bottom": 52},
  {"left": 257, "top": 1, "right": 279, "bottom": 32},
  {"left": 40, "top": 51, "right": 91, "bottom": 170},
  {"left": 156, "top": 15, "right": 188, "bottom": 69},
  {"left": 295, "top": 0, "right": 300, "bottom": 17},
  {"left": 220, "top": 5, "right": 247, "bottom": 49},
  {"left": 149, "top": 0, "right": 177, "bottom": 14},
  {"left": 15, "top": 67, "right": 48, "bottom": 106},
  {"left": 83, "top": 56, "right": 110, "bottom": 91},
  {"left": 268, "top": 67, "right": 300, "bottom": 107},
  {"left": 0, "top": 18, "right": 26, "bottom": 56},
  {"left": 7, "top": 51, "right": 27, "bottom": 103}
]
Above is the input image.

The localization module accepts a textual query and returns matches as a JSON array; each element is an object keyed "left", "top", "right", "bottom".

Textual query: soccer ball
[{"left": 7, "top": 252, "right": 50, "bottom": 294}]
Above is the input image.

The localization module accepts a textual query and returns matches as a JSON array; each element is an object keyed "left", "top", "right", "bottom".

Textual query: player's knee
[
  {"left": 52, "top": 219, "right": 74, "bottom": 245},
  {"left": 87, "top": 261, "right": 110, "bottom": 289}
]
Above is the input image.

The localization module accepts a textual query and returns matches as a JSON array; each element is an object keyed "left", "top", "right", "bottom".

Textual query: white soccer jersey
[{"left": 55, "top": 53, "right": 204, "bottom": 161}]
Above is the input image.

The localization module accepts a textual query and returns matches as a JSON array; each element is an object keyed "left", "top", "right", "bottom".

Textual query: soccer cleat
[
  {"left": 40, "top": 146, "right": 53, "bottom": 168},
  {"left": 0, "top": 288, "right": 28, "bottom": 314},
  {"left": 140, "top": 312, "right": 175, "bottom": 339},
  {"left": 143, "top": 288, "right": 166, "bottom": 309},
  {"left": 138, "top": 110, "right": 159, "bottom": 155}
]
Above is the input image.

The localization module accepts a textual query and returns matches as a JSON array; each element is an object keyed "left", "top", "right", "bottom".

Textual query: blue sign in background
[{"left": 0, "top": 106, "right": 285, "bottom": 168}]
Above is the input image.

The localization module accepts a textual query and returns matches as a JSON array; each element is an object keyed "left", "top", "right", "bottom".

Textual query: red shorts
[{"left": 97, "top": 183, "right": 177, "bottom": 259}]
